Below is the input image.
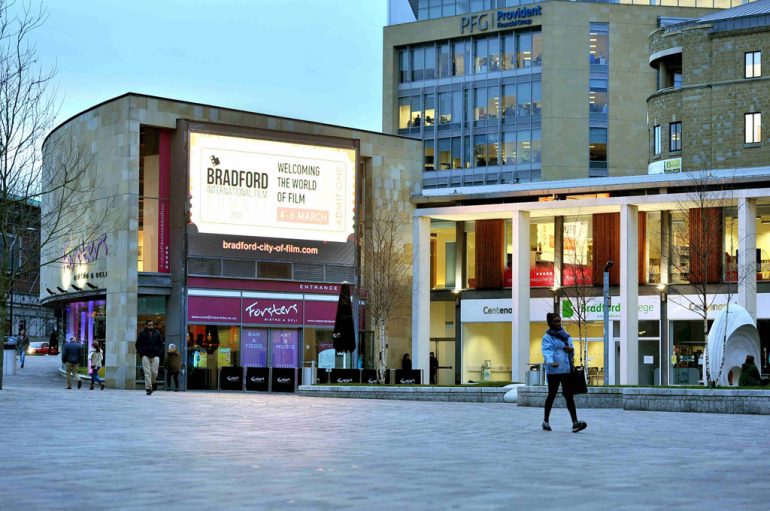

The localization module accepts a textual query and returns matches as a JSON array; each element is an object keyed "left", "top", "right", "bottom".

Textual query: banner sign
[
  {"left": 242, "top": 298, "right": 303, "bottom": 325},
  {"left": 245, "top": 367, "right": 269, "bottom": 391},
  {"left": 188, "top": 132, "right": 357, "bottom": 266}
]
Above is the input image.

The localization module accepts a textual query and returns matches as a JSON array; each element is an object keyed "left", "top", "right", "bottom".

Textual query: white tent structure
[{"left": 706, "top": 304, "right": 761, "bottom": 387}]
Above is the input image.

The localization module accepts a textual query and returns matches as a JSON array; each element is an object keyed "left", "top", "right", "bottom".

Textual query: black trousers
[
  {"left": 543, "top": 373, "right": 578, "bottom": 423},
  {"left": 166, "top": 370, "right": 180, "bottom": 389}
]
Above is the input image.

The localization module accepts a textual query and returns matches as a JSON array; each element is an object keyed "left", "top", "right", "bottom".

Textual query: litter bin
[
  {"left": 3, "top": 343, "right": 17, "bottom": 376},
  {"left": 526, "top": 364, "right": 543, "bottom": 386}
]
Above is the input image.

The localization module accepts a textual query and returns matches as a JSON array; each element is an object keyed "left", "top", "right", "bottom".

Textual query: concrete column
[
  {"left": 412, "top": 215, "right": 431, "bottom": 382},
  {"left": 620, "top": 205, "right": 639, "bottom": 385},
  {"left": 738, "top": 195, "right": 757, "bottom": 321},
  {"left": 511, "top": 210, "right": 530, "bottom": 383}
]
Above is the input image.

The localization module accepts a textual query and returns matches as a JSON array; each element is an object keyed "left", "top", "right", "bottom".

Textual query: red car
[{"left": 27, "top": 341, "right": 58, "bottom": 356}]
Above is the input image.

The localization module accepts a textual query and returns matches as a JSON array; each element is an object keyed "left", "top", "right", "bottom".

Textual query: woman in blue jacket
[{"left": 541, "top": 313, "right": 587, "bottom": 433}]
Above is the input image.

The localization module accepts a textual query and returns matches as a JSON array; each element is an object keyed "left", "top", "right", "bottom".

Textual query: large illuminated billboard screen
[{"left": 188, "top": 132, "right": 357, "bottom": 265}]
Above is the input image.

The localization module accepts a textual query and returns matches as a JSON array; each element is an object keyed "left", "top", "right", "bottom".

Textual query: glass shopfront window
[
  {"left": 724, "top": 205, "right": 770, "bottom": 282},
  {"left": 303, "top": 329, "right": 334, "bottom": 369},
  {"left": 271, "top": 330, "right": 300, "bottom": 368},
  {"left": 671, "top": 320, "right": 708, "bottom": 385},
  {"left": 670, "top": 211, "right": 690, "bottom": 284},
  {"left": 528, "top": 218, "right": 555, "bottom": 287},
  {"left": 563, "top": 216, "right": 593, "bottom": 286},
  {"left": 462, "top": 322, "right": 512, "bottom": 383},
  {"left": 187, "top": 325, "right": 240, "bottom": 390},
  {"left": 646, "top": 212, "right": 662, "bottom": 284},
  {"left": 66, "top": 299, "right": 106, "bottom": 376}
]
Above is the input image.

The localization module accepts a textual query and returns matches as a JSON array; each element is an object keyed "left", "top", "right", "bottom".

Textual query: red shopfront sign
[
  {"left": 242, "top": 298, "right": 303, "bottom": 325},
  {"left": 187, "top": 296, "right": 241, "bottom": 324},
  {"left": 188, "top": 295, "right": 339, "bottom": 326},
  {"left": 304, "top": 301, "right": 337, "bottom": 326}
]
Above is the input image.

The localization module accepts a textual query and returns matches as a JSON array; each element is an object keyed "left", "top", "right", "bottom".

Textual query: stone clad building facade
[
  {"left": 41, "top": 93, "right": 421, "bottom": 389},
  {"left": 649, "top": 1, "right": 770, "bottom": 172}
]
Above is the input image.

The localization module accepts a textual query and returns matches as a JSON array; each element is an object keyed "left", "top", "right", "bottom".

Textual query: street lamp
[{"left": 603, "top": 261, "right": 613, "bottom": 386}]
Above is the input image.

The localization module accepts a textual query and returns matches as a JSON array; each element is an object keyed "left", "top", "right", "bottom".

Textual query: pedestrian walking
[
  {"left": 17, "top": 331, "right": 29, "bottom": 369},
  {"left": 430, "top": 351, "right": 439, "bottom": 384},
  {"left": 49, "top": 329, "right": 59, "bottom": 355},
  {"left": 61, "top": 337, "right": 83, "bottom": 390},
  {"left": 165, "top": 343, "right": 182, "bottom": 391},
  {"left": 136, "top": 320, "right": 163, "bottom": 395},
  {"left": 89, "top": 342, "right": 105, "bottom": 390},
  {"left": 541, "top": 313, "right": 587, "bottom": 433}
]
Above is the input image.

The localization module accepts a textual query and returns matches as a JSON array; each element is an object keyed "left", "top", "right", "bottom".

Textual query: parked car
[{"left": 27, "top": 341, "right": 53, "bottom": 355}]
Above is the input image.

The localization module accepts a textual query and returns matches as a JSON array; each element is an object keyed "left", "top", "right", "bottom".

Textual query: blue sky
[{"left": 34, "top": 0, "right": 386, "bottom": 132}]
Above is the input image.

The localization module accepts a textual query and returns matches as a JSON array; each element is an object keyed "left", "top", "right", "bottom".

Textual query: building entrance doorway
[{"left": 430, "top": 338, "right": 455, "bottom": 385}]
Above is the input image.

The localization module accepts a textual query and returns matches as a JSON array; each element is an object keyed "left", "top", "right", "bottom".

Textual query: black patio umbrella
[{"left": 332, "top": 283, "right": 356, "bottom": 353}]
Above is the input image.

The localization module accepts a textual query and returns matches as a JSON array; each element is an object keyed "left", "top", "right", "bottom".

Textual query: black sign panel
[
  {"left": 245, "top": 367, "right": 269, "bottom": 391},
  {"left": 187, "top": 368, "right": 208, "bottom": 390},
  {"left": 360, "top": 370, "right": 380, "bottom": 385},
  {"left": 316, "top": 370, "right": 329, "bottom": 384},
  {"left": 394, "top": 370, "right": 421, "bottom": 385},
  {"left": 220, "top": 367, "right": 244, "bottom": 390},
  {"left": 271, "top": 368, "right": 296, "bottom": 393},
  {"left": 329, "top": 369, "right": 361, "bottom": 384}
]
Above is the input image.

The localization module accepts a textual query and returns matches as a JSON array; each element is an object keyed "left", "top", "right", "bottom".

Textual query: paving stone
[{"left": 1, "top": 356, "right": 769, "bottom": 510}]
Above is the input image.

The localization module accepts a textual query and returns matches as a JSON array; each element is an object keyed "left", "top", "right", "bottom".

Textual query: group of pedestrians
[{"left": 60, "top": 336, "right": 105, "bottom": 390}]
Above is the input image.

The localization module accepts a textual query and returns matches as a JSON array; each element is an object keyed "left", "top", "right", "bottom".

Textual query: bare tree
[
  {"left": 665, "top": 171, "right": 751, "bottom": 386},
  {"left": 559, "top": 215, "right": 597, "bottom": 378},
  {"left": 361, "top": 202, "right": 411, "bottom": 384},
  {"left": 1, "top": 1, "right": 105, "bottom": 388}
]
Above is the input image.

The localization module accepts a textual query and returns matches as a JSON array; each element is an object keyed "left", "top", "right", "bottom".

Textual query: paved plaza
[{"left": 1, "top": 356, "right": 769, "bottom": 510}]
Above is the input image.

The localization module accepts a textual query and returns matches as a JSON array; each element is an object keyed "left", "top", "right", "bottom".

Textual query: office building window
[
  {"left": 463, "top": 135, "right": 471, "bottom": 168},
  {"left": 411, "top": 47, "right": 425, "bottom": 81},
  {"left": 531, "top": 30, "right": 542, "bottom": 67},
  {"left": 517, "top": 129, "right": 531, "bottom": 164},
  {"left": 502, "top": 84, "right": 516, "bottom": 121},
  {"left": 399, "top": 49, "right": 409, "bottom": 83},
  {"left": 438, "top": 138, "right": 451, "bottom": 170},
  {"left": 452, "top": 90, "right": 462, "bottom": 128},
  {"left": 424, "top": 46, "right": 436, "bottom": 80},
  {"left": 487, "top": 133, "right": 499, "bottom": 166},
  {"left": 424, "top": 93, "right": 435, "bottom": 129},
  {"left": 745, "top": 112, "right": 761, "bottom": 144},
  {"left": 589, "top": 23, "right": 609, "bottom": 66},
  {"left": 518, "top": 31, "right": 532, "bottom": 68},
  {"left": 439, "top": 43, "right": 451, "bottom": 78},
  {"left": 745, "top": 51, "right": 761, "bottom": 78},
  {"left": 487, "top": 85, "right": 499, "bottom": 121},
  {"left": 589, "top": 128, "right": 607, "bottom": 162},
  {"left": 451, "top": 137, "right": 462, "bottom": 169},
  {"left": 438, "top": 92, "right": 452, "bottom": 125},
  {"left": 669, "top": 122, "right": 682, "bottom": 152},
  {"left": 516, "top": 82, "right": 531, "bottom": 116},
  {"left": 424, "top": 140, "right": 435, "bottom": 171},
  {"left": 474, "top": 86, "right": 488, "bottom": 123},
  {"left": 489, "top": 36, "right": 501, "bottom": 72},
  {"left": 653, "top": 125, "right": 661, "bottom": 155},
  {"left": 531, "top": 129, "right": 541, "bottom": 164},
  {"left": 398, "top": 97, "right": 411, "bottom": 130},
  {"left": 474, "top": 134, "right": 487, "bottom": 167},
  {"left": 502, "top": 131, "right": 516, "bottom": 165},
  {"left": 453, "top": 41, "right": 469, "bottom": 76},
  {"left": 474, "top": 37, "right": 488, "bottom": 74},
  {"left": 589, "top": 79, "right": 608, "bottom": 114},
  {"left": 502, "top": 33, "right": 515, "bottom": 71},
  {"left": 532, "top": 80, "right": 541, "bottom": 115}
]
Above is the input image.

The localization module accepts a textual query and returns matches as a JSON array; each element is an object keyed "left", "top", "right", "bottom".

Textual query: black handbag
[{"left": 569, "top": 366, "right": 588, "bottom": 395}]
